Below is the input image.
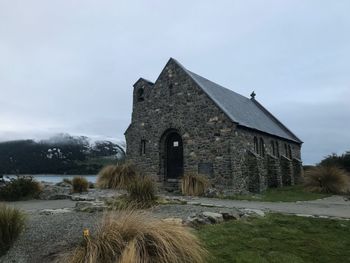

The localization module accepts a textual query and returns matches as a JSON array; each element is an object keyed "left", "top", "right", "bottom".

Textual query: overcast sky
[{"left": 0, "top": 1, "right": 349, "bottom": 164}]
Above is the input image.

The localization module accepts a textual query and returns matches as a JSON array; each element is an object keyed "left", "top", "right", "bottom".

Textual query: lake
[{"left": 5, "top": 174, "right": 97, "bottom": 183}]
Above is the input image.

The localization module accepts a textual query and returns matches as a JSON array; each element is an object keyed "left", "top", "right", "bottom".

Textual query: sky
[{"left": 0, "top": 0, "right": 349, "bottom": 164}]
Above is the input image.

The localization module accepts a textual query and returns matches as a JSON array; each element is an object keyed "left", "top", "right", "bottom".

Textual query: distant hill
[{"left": 0, "top": 133, "right": 125, "bottom": 175}]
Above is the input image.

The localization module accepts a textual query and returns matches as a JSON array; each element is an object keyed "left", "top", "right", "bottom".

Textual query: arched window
[
  {"left": 137, "top": 87, "right": 145, "bottom": 102},
  {"left": 271, "top": 141, "right": 276, "bottom": 156},
  {"left": 275, "top": 141, "right": 280, "bottom": 157},
  {"left": 284, "top": 143, "right": 288, "bottom": 157},
  {"left": 254, "top": 137, "right": 259, "bottom": 154},
  {"left": 259, "top": 138, "right": 265, "bottom": 157},
  {"left": 288, "top": 145, "right": 292, "bottom": 159}
]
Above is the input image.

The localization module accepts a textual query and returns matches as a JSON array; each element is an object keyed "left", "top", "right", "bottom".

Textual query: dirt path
[{"left": 182, "top": 195, "right": 350, "bottom": 219}]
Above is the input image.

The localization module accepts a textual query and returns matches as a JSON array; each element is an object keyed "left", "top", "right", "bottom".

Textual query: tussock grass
[
  {"left": 60, "top": 210, "right": 207, "bottom": 263},
  {"left": 303, "top": 165, "right": 350, "bottom": 194},
  {"left": 181, "top": 173, "right": 210, "bottom": 196},
  {"left": 72, "top": 177, "right": 89, "bottom": 193},
  {"left": 0, "top": 176, "right": 42, "bottom": 201},
  {"left": 108, "top": 176, "right": 157, "bottom": 209},
  {"left": 127, "top": 176, "right": 156, "bottom": 205},
  {"left": 96, "top": 163, "right": 137, "bottom": 189},
  {"left": 0, "top": 204, "right": 26, "bottom": 256}
]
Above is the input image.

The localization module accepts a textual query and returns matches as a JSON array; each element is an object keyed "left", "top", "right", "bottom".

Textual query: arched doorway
[{"left": 160, "top": 129, "right": 184, "bottom": 179}]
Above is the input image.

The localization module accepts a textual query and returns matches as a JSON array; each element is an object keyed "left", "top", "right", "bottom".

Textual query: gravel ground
[
  {"left": 0, "top": 204, "right": 241, "bottom": 263},
  {"left": 0, "top": 212, "right": 101, "bottom": 263}
]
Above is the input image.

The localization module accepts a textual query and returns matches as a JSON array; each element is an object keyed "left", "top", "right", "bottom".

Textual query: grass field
[
  {"left": 222, "top": 185, "right": 331, "bottom": 202},
  {"left": 198, "top": 213, "right": 350, "bottom": 263}
]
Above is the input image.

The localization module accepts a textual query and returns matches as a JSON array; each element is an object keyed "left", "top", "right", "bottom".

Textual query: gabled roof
[{"left": 171, "top": 58, "right": 302, "bottom": 144}]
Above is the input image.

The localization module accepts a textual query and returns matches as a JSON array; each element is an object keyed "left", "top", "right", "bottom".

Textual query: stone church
[{"left": 125, "top": 58, "right": 303, "bottom": 193}]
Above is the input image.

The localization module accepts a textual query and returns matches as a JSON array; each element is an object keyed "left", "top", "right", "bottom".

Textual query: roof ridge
[{"left": 169, "top": 58, "right": 302, "bottom": 144}]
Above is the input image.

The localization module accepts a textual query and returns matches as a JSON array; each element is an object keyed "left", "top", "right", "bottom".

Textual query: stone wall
[
  {"left": 292, "top": 158, "right": 303, "bottom": 184},
  {"left": 280, "top": 156, "right": 294, "bottom": 186},
  {"left": 267, "top": 154, "right": 282, "bottom": 188}
]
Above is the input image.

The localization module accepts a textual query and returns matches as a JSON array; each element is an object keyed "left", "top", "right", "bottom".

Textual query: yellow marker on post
[{"left": 83, "top": 229, "right": 90, "bottom": 238}]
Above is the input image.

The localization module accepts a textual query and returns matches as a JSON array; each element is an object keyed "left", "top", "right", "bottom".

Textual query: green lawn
[
  {"left": 198, "top": 214, "right": 350, "bottom": 263},
  {"left": 222, "top": 185, "right": 331, "bottom": 202}
]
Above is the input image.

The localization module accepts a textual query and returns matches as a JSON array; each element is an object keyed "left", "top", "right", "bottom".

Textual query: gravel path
[
  {"left": 180, "top": 195, "right": 350, "bottom": 219},
  {"left": 0, "top": 211, "right": 101, "bottom": 263}
]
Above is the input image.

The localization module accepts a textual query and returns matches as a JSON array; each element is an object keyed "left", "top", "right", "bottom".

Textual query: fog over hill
[{"left": 0, "top": 133, "right": 125, "bottom": 175}]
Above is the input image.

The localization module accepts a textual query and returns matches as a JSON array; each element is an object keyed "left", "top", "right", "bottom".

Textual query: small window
[
  {"left": 275, "top": 141, "right": 280, "bottom": 157},
  {"left": 137, "top": 88, "right": 144, "bottom": 102},
  {"left": 271, "top": 141, "right": 276, "bottom": 156},
  {"left": 140, "top": 140, "right": 146, "bottom": 155},
  {"left": 288, "top": 145, "right": 292, "bottom": 159},
  {"left": 173, "top": 141, "right": 179, "bottom": 147},
  {"left": 284, "top": 143, "right": 288, "bottom": 157},
  {"left": 254, "top": 137, "right": 259, "bottom": 154},
  {"left": 259, "top": 138, "right": 265, "bottom": 157},
  {"left": 169, "top": 84, "right": 174, "bottom": 96}
]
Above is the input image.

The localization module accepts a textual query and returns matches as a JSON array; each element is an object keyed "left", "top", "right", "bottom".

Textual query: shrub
[
  {"left": 0, "top": 176, "right": 42, "bottom": 201},
  {"left": 72, "top": 177, "right": 89, "bottom": 193},
  {"left": 96, "top": 163, "right": 137, "bottom": 189},
  {"left": 303, "top": 166, "right": 350, "bottom": 194},
  {"left": 0, "top": 204, "right": 26, "bottom": 256},
  {"left": 60, "top": 210, "right": 207, "bottom": 263},
  {"left": 319, "top": 152, "right": 350, "bottom": 173},
  {"left": 181, "top": 173, "right": 210, "bottom": 196}
]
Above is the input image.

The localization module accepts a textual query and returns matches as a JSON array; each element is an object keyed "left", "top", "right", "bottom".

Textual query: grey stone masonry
[{"left": 125, "top": 58, "right": 303, "bottom": 193}]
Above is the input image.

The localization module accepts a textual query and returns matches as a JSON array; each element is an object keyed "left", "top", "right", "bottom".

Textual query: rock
[
  {"left": 71, "top": 195, "right": 96, "bottom": 201},
  {"left": 241, "top": 208, "right": 265, "bottom": 217},
  {"left": 187, "top": 201, "right": 201, "bottom": 206},
  {"left": 200, "top": 203, "right": 215, "bottom": 207},
  {"left": 204, "top": 188, "right": 220, "bottom": 198},
  {"left": 185, "top": 211, "right": 224, "bottom": 227},
  {"left": 162, "top": 217, "right": 183, "bottom": 225},
  {"left": 39, "top": 184, "right": 71, "bottom": 200},
  {"left": 39, "top": 208, "right": 73, "bottom": 215},
  {"left": 202, "top": 212, "right": 224, "bottom": 223},
  {"left": 185, "top": 215, "right": 211, "bottom": 227},
  {"left": 55, "top": 181, "right": 72, "bottom": 188},
  {"left": 75, "top": 201, "right": 107, "bottom": 213},
  {"left": 220, "top": 211, "right": 240, "bottom": 221},
  {"left": 47, "top": 194, "right": 72, "bottom": 200}
]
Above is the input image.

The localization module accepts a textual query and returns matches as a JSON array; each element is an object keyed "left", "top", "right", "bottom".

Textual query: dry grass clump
[
  {"left": 127, "top": 176, "right": 156, "bottom": 205},
  {"left": 72, "top": 176, "right": 89, "bottom": 193},
  {"left": 96, "top": 163, "right": 137, "bottom": 189},
  {"left": 0, "top": 204, "right": 26, "bottom": 256},
  {"left": 108, "top": 176, "right": 157, "bottom": 210},
  {"left": 60, "top": 210, "right": 207, "bottom": 263},
  {"left": 181, "top": 173, "right": 210, "bottom": 196},
  {"left": 303, "top": 165, "right": 350, "bottom": 194}
]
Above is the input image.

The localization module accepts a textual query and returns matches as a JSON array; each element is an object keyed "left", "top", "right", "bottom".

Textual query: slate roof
[{"left": 172, "top": 58, "right": 302, "bottom": 144}]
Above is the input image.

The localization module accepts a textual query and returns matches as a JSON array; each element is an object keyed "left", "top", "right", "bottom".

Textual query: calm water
[{"left": 6, "top": 175, "right": 97, "bottom": 183}]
